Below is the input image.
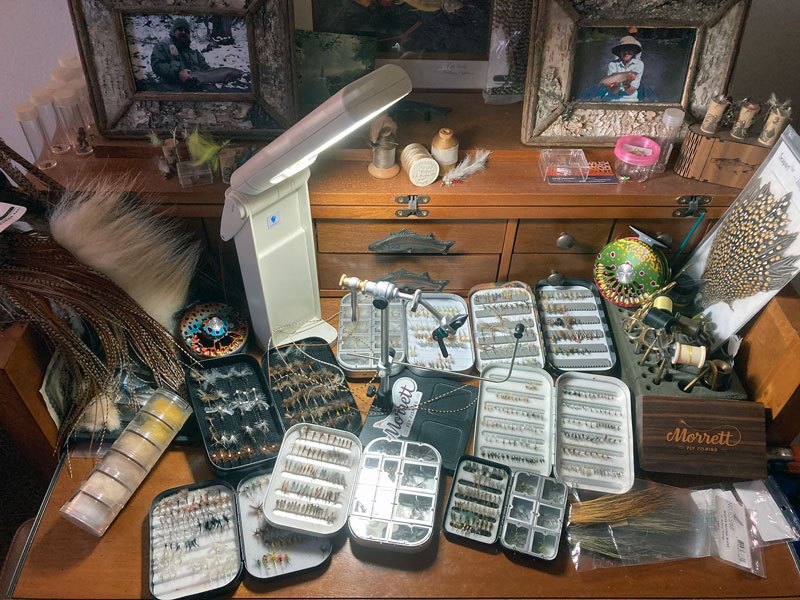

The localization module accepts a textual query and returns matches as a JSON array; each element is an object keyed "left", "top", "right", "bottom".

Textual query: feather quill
[
  {"left": 442, "top": 148, "right": 491, "bottom": 186},
  {"left": 369, "top": 115, "right": 397, "bottom": 146}
]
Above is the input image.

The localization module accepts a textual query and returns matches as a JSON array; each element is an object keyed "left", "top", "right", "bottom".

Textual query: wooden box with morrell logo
[{"left": 635, "top": 395, "right": 766, "bottom": 479}]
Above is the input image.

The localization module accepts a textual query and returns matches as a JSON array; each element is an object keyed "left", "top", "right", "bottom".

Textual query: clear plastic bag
[
  {"left": 483, "top": 0, "right": 533, "bottom": 105},
  {"left": 703, "top": 489, "right": 765, "bottom": 577},
  {"left": 733, "top": 477, "right": 800, "bottom": 546},
  {"left": 567, "top": 480, "right": 711, "bottom": 571}
]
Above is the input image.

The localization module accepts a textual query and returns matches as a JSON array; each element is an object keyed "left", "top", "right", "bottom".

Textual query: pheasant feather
[{"left": 700, "top": 178, "right": 799, "bottom": 307}]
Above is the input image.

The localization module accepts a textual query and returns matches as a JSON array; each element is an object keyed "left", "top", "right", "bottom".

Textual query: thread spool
[
  {"left": 652, "top": 295, "right": 673, "bottom": 313},
  {"left": 700, "top": 94, "right": 729, "bottom": 134},
  {"left": 674, "top": 314, "right": 703, "bottom": 339},
  {"left": 670, "top": 342, "right": 707, "bottom": 368},
  {"left": 431, "top": 128, "right": 459, "bottom": 173},
  {"left": 642, "top": 307, "right": 676, "bottom": 332},
  {"left": 400, "top": 143, "right": 439, "bottom": 187},
  {"left": 730, "top": 102, "right": 760, "bottom": 139},
  {"left": 368, "top": 139, "right": 400, "bottom": 179}
]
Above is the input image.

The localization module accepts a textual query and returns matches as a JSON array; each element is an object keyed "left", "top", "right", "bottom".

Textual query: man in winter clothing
[{"left": 150, "top": 17, "right": 210, "bottom": 88}]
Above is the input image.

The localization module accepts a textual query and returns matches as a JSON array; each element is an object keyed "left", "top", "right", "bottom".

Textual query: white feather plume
[
  {"left": 49, "top": 178, "right": 201, "bottom": 331},
  {"left": 442, "top": 148, "right": 491, "bottom": 186}
]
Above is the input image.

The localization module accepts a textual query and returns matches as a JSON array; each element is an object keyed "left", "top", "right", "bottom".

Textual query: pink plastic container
[{"left": 613, "top": 136, "right": 661, "bottom": 182}]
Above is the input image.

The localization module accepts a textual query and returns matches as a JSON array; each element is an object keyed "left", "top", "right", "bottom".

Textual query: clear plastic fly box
[
  {"left": 442, "top": 455, "right": 568, "bottom": 560},
  {"left": 336, "top": 292, "right": 407, "bottom": 378},
  {"left": 405, "top": 293, "right": 475, "bottom": 376},
  {"left": 473, "top": 366, "right": 635, "bottom": 495},
  {"left": 468, "top": 282, "right": 545, "bottom": 372}
]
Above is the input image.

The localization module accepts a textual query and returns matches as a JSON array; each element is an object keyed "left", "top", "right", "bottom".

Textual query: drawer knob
[
  {"left": 556, "top": 232, "right": 575, "bottom": 250},
  {"left": 546, "top": 271, "right": 565, "bottom": 286}
]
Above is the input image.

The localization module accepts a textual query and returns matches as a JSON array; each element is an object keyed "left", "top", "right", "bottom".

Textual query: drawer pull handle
[
  {"left": 382, "top": 269, "right": 448, "bottom": 292},
  {"left": 556, "top": 232, "right": 575, "bottom": 250},
  {"left": 368, "top": 229, "right": 455, "bottom": 255}
]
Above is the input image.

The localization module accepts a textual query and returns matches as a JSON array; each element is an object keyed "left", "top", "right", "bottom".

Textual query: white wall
[{"left": 0, "top": 0, "right": 78, "bottom": 161}]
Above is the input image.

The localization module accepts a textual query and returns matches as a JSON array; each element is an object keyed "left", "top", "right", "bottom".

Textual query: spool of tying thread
[
  {"left": 368, "top": 138, "right": 400, "bottom": 179},
  {"left": 670, "top": 342, "right": 707, "bottom": 368},
  {"left": 400, "top": 143, "right": 439, "bottom": 187},
  {"left": 675, "top": 314, "right": 703, "bottom": 338},
  {"left": 643, "top": 307, "right": 676, "bottom": 332}
]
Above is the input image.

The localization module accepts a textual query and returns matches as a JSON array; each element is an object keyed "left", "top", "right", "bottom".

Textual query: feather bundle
[
  {"left": 49, "top": 178, "right": 200, "bottom": 331},
  {"left": 369, "top": 115, "right": 397, "bottom": 146},
  {"left": 700, "top": 178, "right": 798, "bottom": 307},
  {"left": 0, "top": 229, "right": 186, "bottom": 448},
  {"left": 441, "top": 148, "right": 491, "bottom": 186}
]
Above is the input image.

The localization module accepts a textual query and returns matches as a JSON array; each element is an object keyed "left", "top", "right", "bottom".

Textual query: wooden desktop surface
[{"left": 8, "top": 299, "right": 800, "bottom": 600}]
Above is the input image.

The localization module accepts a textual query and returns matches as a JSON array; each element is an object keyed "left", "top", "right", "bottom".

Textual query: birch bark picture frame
[
  {"left": 521, "top": 0, "right": 750, "bottom": 146},
  {"left": 68, "top": 0, "right": 296, "bottom": 139}
]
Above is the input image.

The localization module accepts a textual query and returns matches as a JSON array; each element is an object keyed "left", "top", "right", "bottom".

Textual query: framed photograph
[
  {"left": 68, "top": 0, "right": 296, "bottom": 139},
  {"left": 295, "top": 31, "right": 376, "bottom": 115},
  {"left": 522, "top": 0, "right": 750, "bottom": 146},
  {"left": 295, "top": 0, "right": 495, "bottom": 90},
  {"left": 678, "top": 126, "right": 800, "bottom": 351}
]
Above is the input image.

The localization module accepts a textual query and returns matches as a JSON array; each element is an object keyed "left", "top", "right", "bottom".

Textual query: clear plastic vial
[
  {"left": 53, "top": 88, "right": 93, "bottom": 156},
  {"left": 65, "top": 78, "right": 96, "bottom": 134},
  {"left": 29, "top": 87, "right": 70, "bottom": 154},
  {"left": 14, "top": 101, "right": 57, "bottom": 169},
  {"left": 652, "top": 108, "right": 685, "bottom": 173}
]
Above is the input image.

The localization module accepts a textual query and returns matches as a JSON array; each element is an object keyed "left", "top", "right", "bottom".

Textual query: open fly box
[
  {"left": 473, "top": 366, "right": 634, "bottom": 495},
  {"left": 184, "top": 355, "right": 286, "bottom": 478},
  {"left": 442, "top": 456, "right": 568, "bottom": 560},
  {"left": 336, "top": 292, "right": 407, "bottom": 378},
  {"left": 236, "top": 471, "right": 332, "bottom": 579},
  {"left": 535, "top": 279, "right": 618, "bottom": 376},
  {"left": 263, "top": 423, "right": 443, "bottom": 553},
  {"left": 468, "top": 282, "right": 545, "bottom": 372},
  {"left": 262, "top": 337, "right": 361, "bottom": 434},
  {"left": 149, "top": 481, "right": 243, "bottom": 600},
  {"left": 405, "top": 293, "right": 475, "bottom": 376}
]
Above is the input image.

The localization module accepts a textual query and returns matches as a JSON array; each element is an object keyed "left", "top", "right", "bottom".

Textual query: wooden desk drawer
[
  {"left": 317, "top": 254, "right": 500, "bottom": 292},
  {"left": 508, "top": 253, "right": 597, "bottom": 284},
  {"left": 514, "top": 220, "right": 612, "bottom": 254},
  {"left": 316, "top": 220, "right": 506, "bottom": 254}
]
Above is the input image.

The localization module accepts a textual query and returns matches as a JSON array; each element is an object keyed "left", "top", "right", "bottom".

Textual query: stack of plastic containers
[{"left": 60, "top": 389, "right": 193, "bottom": 536}]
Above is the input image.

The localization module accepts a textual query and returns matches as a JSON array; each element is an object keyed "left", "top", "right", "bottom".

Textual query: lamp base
[{"left": 269, "top": 317, "right": 337, "bottom": 348}]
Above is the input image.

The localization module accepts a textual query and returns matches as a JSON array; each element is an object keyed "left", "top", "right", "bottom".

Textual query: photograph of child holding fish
[
  {"left": 124, "top": 14, "right": 252, "bottom": 93},
  {"left": 570, "top": 26, "right": 697, "bottom": 104}
]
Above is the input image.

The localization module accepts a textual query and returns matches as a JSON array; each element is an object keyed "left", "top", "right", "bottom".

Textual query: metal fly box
[
  {"left": 336, "top": 292, "right": 407, "bottom": 378},
  {"left": 535, "top": 279, "right": 618, "bottom": 375},
  {"left": 149, "top": 481, "right": 243, "bottom": 600},
  {"left": 468, "top": 282, "right": 545, "bottom": 372},
  {"left": 185, "top": 355, "right": 286, "bottom": 478},
  {"left": 406, "top": 293, "right": 475, "bottom": 376},
  {"left": 236, "top": 470, "right": 332, "bottom": 579},
  {"left": 442, "top": 457, "right": 569, "bottom": 560},
  {"left": 263, "top": 423, "right": 362, "bottom": 536},
  {"left": 349, "top": 438, "right": 442, "bottom": 552},
  {"left": 262, "top": 337, "right": 362, "bottom": 435},
  {"left": 474, "top": 367, "right": 634, "bottom": 494}
]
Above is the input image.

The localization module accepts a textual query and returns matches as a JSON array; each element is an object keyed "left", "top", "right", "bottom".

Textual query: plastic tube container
[
  {"left": 613, "top": 136, "right": 660, "bottom": 182},
  {"left": 53, "top": 88, "right": 93, "bottom": 156},
  {"left": 14, "top": 102, "right": 57, "bottom": 169},
  {"left": 59, "top": 53, "right": 82, "bottom": 69},
  {"left": 60, "top": 389, "right": 192, "bottom": 537},
  {"left": 64, "top": 78, "right": 96, "bottom": 133},
  {"left": 652, "top": 108, "right": 685, "bottom": 172},
  {"left": 51, "top": 64, "right": 83, "bottom": 83},
  {"left": 29, "top": 87, "right": 70, "bottom": 154}
]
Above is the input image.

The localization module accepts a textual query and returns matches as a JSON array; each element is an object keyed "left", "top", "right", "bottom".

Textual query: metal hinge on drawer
[
  {"left": 674, "top": 195, "right": 710, "bottom": 217},
  {"left": 395, "top": 195, "right": 430, "bottom": 218}
]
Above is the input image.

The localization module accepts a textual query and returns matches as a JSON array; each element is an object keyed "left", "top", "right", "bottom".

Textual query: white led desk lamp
[{"left": 220, "top": 65, "right": 412, "bottom": 349}]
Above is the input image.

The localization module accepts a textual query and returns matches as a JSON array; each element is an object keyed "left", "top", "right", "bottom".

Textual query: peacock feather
[{"left": 700, "top": 178, "right": 798, "bottom": 307}]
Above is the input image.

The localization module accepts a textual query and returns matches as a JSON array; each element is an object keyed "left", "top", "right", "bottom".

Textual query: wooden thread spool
[
  {"left": 670, "top": 342, "right": 707, "bottom": 368},
  {"left": 400, "top": 143, "right": 439, "bottom": 187},
  {"left": 431, "top": 128, "right": 459, "bottom": 173},
  {"left": 368, "top": 139, "right": 400, "bottom": 179}
]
